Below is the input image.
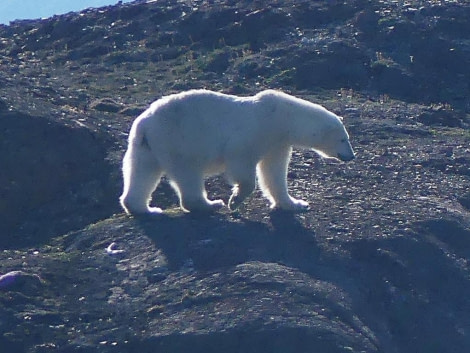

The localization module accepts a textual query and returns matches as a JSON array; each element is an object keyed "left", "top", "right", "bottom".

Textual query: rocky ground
[{"left": 0, "top": 0, "right": 469, "bottom": 352}]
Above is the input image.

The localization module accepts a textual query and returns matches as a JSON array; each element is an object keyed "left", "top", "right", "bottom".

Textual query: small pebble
[
  {"left": 0, "top": 271, "right": 41, "bottom": 290},
  {"left": 106, "top": 242, "right": 125, "bottom": 255},
  {"left": 0, "top": 271, "right": 24, "bottom": 288}
]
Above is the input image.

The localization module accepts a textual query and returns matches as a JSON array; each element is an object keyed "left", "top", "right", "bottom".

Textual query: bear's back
[{"left": 149, "top": 90, "right": 258, "bottom": 129}]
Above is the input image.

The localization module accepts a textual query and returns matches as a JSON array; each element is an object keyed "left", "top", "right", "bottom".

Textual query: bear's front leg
[
  {"left": 257, "top": 147, "right": 310, "bottom": 212},
  {"left": 274, "top": 196, "right": 310, "bottom": 211}
]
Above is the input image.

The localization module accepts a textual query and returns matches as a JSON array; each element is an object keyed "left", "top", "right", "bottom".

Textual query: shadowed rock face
[
  {"left": 0, "top": 110, "right": 120, "bottom": 248},
  {"left": 0, "top": 1, "right": 469, "bottom": 352}
]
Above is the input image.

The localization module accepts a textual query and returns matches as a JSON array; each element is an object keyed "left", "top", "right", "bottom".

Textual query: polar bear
[{"left": 120, "top": 89, "right": 355, "bottom": 214}]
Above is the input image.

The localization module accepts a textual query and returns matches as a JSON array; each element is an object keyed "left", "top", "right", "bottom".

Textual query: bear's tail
[{"left": 128, "top": 118, "right": 151, "bottom": 150}]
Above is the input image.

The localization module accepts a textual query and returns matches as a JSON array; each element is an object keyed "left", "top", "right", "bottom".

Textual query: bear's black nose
[{"left": 338, "top": 153, "right": 355, "bottom": 162}]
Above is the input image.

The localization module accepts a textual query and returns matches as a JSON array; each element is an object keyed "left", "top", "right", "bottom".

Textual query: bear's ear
[{"left": 339, "top": 116, "right": 344, "bottom": 121}]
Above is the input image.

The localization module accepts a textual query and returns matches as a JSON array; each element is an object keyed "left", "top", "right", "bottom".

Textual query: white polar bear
[{"left": 120, "top": 89, "right": 355, "bottom": 214}]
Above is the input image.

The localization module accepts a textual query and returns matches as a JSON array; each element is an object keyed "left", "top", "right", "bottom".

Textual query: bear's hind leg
[
  {"left": 170, "top": 171, "right": 224, "bottom": 213},
  {"left": 257, "top": 147, "right": 309, "bottom": 211},
  {"left": 120, "top": 144, "right": 163, "bottom": 214}
]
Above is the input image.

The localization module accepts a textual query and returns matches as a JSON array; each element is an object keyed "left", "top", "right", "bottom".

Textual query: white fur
[{"left": 120, "top": 89, "right": 355, "bottom": 214}]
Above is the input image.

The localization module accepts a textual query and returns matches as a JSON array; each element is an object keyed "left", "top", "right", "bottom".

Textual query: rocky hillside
[{"left": 0, "top": 0, "right": 469, "bottom": 352}]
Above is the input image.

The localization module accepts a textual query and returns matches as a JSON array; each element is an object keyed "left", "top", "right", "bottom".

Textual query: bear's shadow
[{"left": 138, "top": 209, "right": 321, "bottom": 273}]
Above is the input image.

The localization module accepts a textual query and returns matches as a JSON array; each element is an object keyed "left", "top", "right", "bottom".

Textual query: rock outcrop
[{"left": 0, "top": 1, "right": 469, "bottom": 352}]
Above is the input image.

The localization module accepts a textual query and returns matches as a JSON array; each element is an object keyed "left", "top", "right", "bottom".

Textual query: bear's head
[
  {"left": 315, "top": 122, "right": 355, "bottom": 162},
  {"left": 260, "top": 90, "right": 355, "bottom": 162}
]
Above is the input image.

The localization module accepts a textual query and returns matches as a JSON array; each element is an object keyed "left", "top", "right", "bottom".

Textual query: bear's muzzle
[{"left": 337, "top": 152, "right": 355, "bottom": 162}]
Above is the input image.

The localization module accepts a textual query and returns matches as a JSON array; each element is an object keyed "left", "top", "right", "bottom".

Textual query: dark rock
[
  {"left": 0, "top": 99, "right": 8, "bottom": 111},
  {"left": 369, "top": 61, "right": 416, "bottom": 100},
  {"left": 0, "top": 271, "right": 42, "bottom": 292},
  {"left": 119, "top": 105, "right": 145, "bottom": 117},
  {"left": 419, "top": 218, "right": 470, "bottom": 259},
  {"left": 204, "top": 50, "right": 232, "bottom": 74},
  {"left": 417, "top": 106, "right": 464, "bottom": 127},
  {"left": 353, "top": 9, "right": 380, "bottom": 35},
  {"left": 89, "top": 98, "right": 122, "bottom": 113},
  {"left": 290, "top": 43, "right": 369, "bottom": 90},
  {"left": 458, "top": 192, "right": 470, "bottom": 211}
]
